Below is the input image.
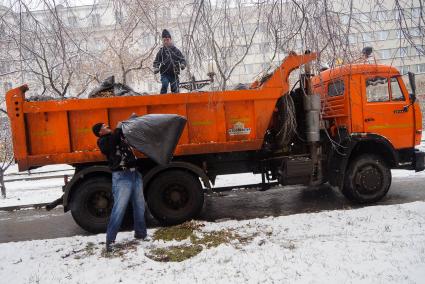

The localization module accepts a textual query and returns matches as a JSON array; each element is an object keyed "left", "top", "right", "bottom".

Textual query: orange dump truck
[{"left": 6, "top": 52, "right": 424, "bottom": 232}]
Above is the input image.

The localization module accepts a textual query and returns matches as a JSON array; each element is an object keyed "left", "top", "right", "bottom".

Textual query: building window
[
  {"left": 3, "top": 82, "right": 12, "bottom": 92},
  {"left": 246, "top": 64, "right": 253, "bottom": 74},
  {"left": 366, "top": 77, "right": 389, "bottom": 102},
  {"left": 340, "top": 14, "right": 349, "bottom": 25},
  {"left": 375, "top": 10, "right": 390, "bottom": 21},
  {"left": 417, "top": 64, "right": 425, "bottom": 74},
  {"left": 399, "top": 65, "right": 410, "bottom": 75},
  {"left": 348, "top": 34, "right": 357, "bottom": 44},
  {"left": 68, "top": 16, "right": 77, "bottom": 27},
  {"left": 361, "top": 32, "right": 373, "bottom": 42},
  {"left": 375, "top": 30, "right": 389, "bottom": 41},
  {"left": 0, "top": 61, "right": 10, "bottom": 74},
  {"left": 115, "top": 9, "right": 123, "bottom": 24},
  {"left": 91, "top": 14, "right": 101, "bottom": 27},
  {"left": 397, "top": 47, "right": 408, "bottom": 58},
  {"left": 415, "top": 45, "right": 425, "bottom": 56},
  {"left": 412, "top": 7, "right": 421, "bottom": 18},
  {"left": 409, "top": 27, "right": 420, "bottom": 37},
  {"left": 357, "top": 12, "right": 370, "bottom": 23},
  {"left": 378, "top": 49, "right": 391, "bottom": 60},
  {"left": 163, "top": 8, "right": 171, "bottom": 18}
]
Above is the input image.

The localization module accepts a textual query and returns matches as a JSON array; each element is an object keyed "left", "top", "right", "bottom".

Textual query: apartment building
[{"left": 0, "top": 1, "right": 424, "bottom": 109}]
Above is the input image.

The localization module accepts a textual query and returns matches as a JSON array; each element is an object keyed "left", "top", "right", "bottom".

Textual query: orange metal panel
[
  {"left": 68, "top": 109, "right": 109, "bottom": 151},
  {"left": 25, "top": 112, "right": 71, "bottom": 155},
  {"left": 224, "top": 101, "right": 256, "bottom": 142},
  {"left": 186, "top": 103, "right": 219, "bottom": 143},
  {"left": 108, "top": 106, "right": 148, "bottom": 129},
  {"left": 254, "top": 100, "right": 276, "bottom": 139}
]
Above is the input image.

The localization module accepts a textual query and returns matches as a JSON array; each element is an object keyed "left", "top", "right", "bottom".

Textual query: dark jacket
[
  {"left": 153, "top": 45, "right": 186, "bottom": 76},
  {"left": 97, "top": 128, "right": 137, "bottom": 171}
]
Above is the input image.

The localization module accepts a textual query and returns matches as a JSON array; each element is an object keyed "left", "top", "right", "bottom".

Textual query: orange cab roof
[{"left": 312, "top": 63, "right": 400, "bottom": 86}]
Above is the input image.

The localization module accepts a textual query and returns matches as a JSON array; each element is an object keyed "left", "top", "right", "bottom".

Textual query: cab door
[{"left": 361, "top": 75, "right": 415, "bottom": 149}]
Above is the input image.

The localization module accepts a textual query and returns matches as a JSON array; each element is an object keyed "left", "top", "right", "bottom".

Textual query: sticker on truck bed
[{"left": 228, "top": 121, "right": 251, "bottom": 136}]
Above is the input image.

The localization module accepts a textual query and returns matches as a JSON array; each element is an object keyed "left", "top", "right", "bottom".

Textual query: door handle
[
  {"left": 364, "top": 117, "right": 375, "bottom": 122},
  {"left": 394, "top": 107, "right": 409, "bottom": 114}
]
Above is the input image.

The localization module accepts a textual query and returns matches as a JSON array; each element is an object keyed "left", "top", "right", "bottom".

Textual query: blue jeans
[
  {"left": 106, "top": 170, "right": 147, "bottom": 243},
  {"left": 160, "top": 74, "right": 179, "bottom": 94}
]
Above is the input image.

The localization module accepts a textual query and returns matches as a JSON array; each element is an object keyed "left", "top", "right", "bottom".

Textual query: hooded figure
[{"left": 153, "top": 29, "right": 187, "bottom": 94}]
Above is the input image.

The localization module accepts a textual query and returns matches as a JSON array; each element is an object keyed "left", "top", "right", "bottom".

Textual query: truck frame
[{"left": 6, "top": 52, "right": 424, "bottom": 233}]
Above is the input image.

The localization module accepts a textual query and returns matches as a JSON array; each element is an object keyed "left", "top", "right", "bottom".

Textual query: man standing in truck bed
[
  {"left": 92, "top": 122, "right": 147, "bottom": 252},
  {"left": 153, "top": 29, "right": 186, "bottom": 94}
]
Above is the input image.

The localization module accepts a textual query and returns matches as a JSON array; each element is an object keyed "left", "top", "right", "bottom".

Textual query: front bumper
[{"left": 414, "top": 150, "right": 425, "bottom": 172}]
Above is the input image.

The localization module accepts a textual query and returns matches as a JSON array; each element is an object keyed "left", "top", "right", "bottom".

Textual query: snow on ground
[
  {"left": 0, "top": 202, "right": 424, "bottom": 283},
  {"left": 0, "top": 164, "right": 73, "bottom": 208},
  {"left": 4, "top": 164, "right": 74, "bottom": 176}
]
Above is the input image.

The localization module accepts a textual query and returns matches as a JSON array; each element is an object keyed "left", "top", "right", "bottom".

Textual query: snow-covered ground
[
  {"left": 0, "top": 202, "right": 424, "bottom": 283},
  {"left": 0, "top": 164, "right": 74, "bottom": 208}
]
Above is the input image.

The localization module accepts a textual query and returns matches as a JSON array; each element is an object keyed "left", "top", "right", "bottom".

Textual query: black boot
[{"left": 106, "top": 240, "right": 114, "bottom": 252}]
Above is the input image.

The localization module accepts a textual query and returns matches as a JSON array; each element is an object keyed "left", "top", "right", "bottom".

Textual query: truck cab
[{"left": 313, "top": 64, "right": 424, "bottom": 202}]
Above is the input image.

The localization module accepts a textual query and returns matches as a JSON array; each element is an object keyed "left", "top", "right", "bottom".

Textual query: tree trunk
[{"left": 0, "top": 169, "right": 5, "bottom": 198}]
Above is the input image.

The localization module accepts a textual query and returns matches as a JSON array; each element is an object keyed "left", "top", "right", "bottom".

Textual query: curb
[{"left": 0, "top": 203, "right": 49, "bottom": 212}]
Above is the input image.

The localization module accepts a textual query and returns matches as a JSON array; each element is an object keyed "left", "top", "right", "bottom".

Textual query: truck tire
[
  {"left": 146, "top": 170, "right": 204, "bottom": 226},
  {"left": 342, "top": 154, "right": 391, "bottom": 203},
  {"left": 70, "top": 177, "right": 113, "bottom": 233}
]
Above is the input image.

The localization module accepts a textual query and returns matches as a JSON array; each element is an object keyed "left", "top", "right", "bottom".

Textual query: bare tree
[
  {"left": 183, "top": 0, "right": 262, "bottom": 90},
  {"left": 0, "top": 114, "right": 13, "bottom": 198},
  {"left": 98, "top": 0, "right": 161, "bottom": 85}
]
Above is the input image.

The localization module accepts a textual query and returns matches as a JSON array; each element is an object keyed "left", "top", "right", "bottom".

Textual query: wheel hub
[
  {"left": 356, "top": 165, "right": 383, "bottom": 193},
  {"left": 87, "top": 191, "right": 112, "bottom": 218},
  {"left": 163, "top": 185, "right": 189, "bottom": 209}
]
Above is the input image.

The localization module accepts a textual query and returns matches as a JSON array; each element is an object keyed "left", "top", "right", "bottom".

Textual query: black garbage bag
[
  {"left": 121, "top": 114, "right": 187, "bottom": 165},
  {"left": 88, "top": 76, "right": 142, "bottom": 98}
]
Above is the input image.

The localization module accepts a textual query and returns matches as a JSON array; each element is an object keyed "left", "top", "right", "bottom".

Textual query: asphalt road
[{"left": 1, "top": 174, "right": 424, "bottom": 244}]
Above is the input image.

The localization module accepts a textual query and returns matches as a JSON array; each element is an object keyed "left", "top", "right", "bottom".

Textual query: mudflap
[
  {"left": 45, "top": 195, "right": 64, "bottom": 211},
  {"left": 415, "top": 150, "right": 425, "bottom": 172}
]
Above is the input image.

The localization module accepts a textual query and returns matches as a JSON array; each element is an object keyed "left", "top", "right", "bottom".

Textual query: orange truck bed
[{"left": 6, "top": 53, "right": 316, "bottom": 171}]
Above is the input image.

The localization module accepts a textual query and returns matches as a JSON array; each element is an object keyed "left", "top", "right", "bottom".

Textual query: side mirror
[
  {"left": 408, "top": 72, "right": 417, "bottom": 102},
  {"left": 408, "top": 71, "right": 416, "bottom": 93}
]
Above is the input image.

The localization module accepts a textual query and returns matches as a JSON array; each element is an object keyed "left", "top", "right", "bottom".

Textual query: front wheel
[
  {"left": 342, "top": 154, "right": 391, "bottom": 203},
  {"left": 146, "top": 170, "right": 204, "bottom": 226},
  {"left": 70, "top": 177, "right": 113, "bottom": 233}
]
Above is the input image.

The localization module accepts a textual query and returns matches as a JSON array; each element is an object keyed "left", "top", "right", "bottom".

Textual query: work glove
[{"left": 153, "top": 67, "right": 160, "bottom": 74}]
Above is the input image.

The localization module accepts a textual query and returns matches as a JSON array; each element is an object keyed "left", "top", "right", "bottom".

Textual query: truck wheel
[
  {"left": 70, "top": 177, "right": 113, "bottom": 233},
  {"left": 342, "top": 154, "right": 391, "bottom": 203},
  {"left": 146, "top": 170, "right": 204, "bottom": 226}
]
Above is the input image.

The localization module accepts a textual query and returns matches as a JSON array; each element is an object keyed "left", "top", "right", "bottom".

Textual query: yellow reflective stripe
[{"left": 368, "top": 124, "right": 413, "bottom": 130}]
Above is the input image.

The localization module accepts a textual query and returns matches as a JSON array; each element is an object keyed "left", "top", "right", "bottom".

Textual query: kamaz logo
[{"left": 228, "top": 121, "right": 251, "bottom": 136}]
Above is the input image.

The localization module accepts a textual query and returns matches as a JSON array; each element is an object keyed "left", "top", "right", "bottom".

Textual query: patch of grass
[
  {"left": 153, "top": 221, "right": 204, "bottom": 242},
  {"left": 192, "top": 229, "right": 242, "bottom": 248},
  {"left": 146, "top": 245, "right": 203, "bottom": 262},
  {"left": 101, "top": 239, "right": 140, "bottom": 258}
]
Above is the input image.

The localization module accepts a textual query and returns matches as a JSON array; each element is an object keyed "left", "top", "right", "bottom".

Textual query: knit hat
[
  {"left": 92, "top": 122, "right": 103, "bottom": 137},
  {"left": 162, "top": 29, "right": 171, "bottom": 38}
]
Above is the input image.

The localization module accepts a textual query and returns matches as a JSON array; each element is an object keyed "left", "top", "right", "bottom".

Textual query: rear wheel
[
  {"left": 342, "top": 154, "right": 391, "bottom": 203},
  {"left": 70, "top": 177, "right": 113, "bottom": 233},
  {"left": 146, "top": 170, "right": 204, "bottom": 226}
]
